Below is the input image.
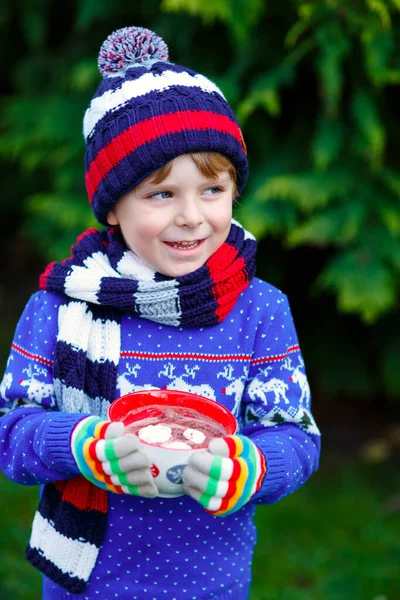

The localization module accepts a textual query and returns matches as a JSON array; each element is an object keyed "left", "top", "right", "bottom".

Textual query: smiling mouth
[{"left": 164, "top": 240, "right": 204, "bottom": 250}]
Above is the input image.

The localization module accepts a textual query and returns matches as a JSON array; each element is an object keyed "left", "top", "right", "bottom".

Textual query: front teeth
[{"left": 171, "top": 241, "right": 199, "bottom": 249}]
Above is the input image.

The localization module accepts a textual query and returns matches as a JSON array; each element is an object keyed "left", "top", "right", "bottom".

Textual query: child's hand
[
  {"left": 71, "top": 416, "right": 158, "bottom": 497},
  {"left": 182, "top": 434, "right": 266, "bottom": 516}
]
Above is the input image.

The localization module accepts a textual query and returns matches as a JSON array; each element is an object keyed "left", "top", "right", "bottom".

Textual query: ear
[{"left": 106, "top": 208, "right": 119, "bottom": 226}]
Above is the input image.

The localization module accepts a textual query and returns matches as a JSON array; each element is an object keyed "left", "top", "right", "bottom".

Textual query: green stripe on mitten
[
  {"left": 182, "top": 434, "right": 266, "bottom": 516},
  {"left": 71, "top": 416, "right": 157, "bottom": 497}
]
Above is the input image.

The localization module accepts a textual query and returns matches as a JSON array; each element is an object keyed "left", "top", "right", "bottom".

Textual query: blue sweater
[{"left": 0, "top": 279, "right": 320, "bottom": 599}]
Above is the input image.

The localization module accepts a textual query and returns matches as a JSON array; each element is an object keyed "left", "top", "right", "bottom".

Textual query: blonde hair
[{"left": 146, "top": 152, "right": 237, "bottom": 197}]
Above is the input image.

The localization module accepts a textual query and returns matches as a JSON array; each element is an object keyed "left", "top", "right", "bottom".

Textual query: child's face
[{"left": 107, "top": 154, "right": 234, "bottom": 278}]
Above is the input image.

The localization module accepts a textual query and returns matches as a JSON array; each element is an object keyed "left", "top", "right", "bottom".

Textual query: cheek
[
  {"left": 119, "top": 206, "right": 160, "bottom": 235},
  {"left": 213, "top": 205, "right": 232, "bottom": 232},
  {"left": 121, "top": 218, "right": 166, "bottom": 255}
]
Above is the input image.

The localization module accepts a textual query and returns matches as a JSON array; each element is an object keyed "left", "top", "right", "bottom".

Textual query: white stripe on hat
[
  {"left": 83, "top": 70, "right": 226, "bottom": 140},
  {"left": 29, "top": 511, "right": 98, "bottom": 583}
]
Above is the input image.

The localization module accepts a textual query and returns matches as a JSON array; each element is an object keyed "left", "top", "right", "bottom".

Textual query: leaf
[
  {"left": 283, "top": 37, "right": 318, "bottom": 69},
  {"left": 379, "top": 340, "right": 400, "bottom": 398},
  {"left": 237, "top": 88, "right": 281, "bottom": 122},
  {"left": 318, "top": 249, "right": 397, "bottom": 322},
  {"left": 20, "top": 4, "right": 49, "bottom": 49},
  {"left": 162, "top": 0, "right": 265, "bottom": 45},
  {"left": 236, "top": 65, "right": 294, "bottom": 123},
  {"left": 228, "top": 0, "right": 266, "bottom": 45},
  {"left": 361, "top": 27, "right": 395, "bottom": 86},
  {"left": 381, "top": 169, "right": 400, "bottom": 199},
  {"left": 237, "top": 74, "right": 283, "bottom": 123},
  {"left": 312, "top": 117, "right": 345, "bottom": 170},
  {"left": 287, "top": 200, "right": 367, "bottom": 247},
  {"left": 315, "top": 23, "right": 351, "bottom": 116},
  {"left": 379, "top": 233, "right": 400, "bottom": 272},
  {"left": 378, "top": 201, "right": 400, "bottom": 235},
  {"left": 365, "top": 0, "right": 392, "bottom": 29},
  {"left": 234, "top": 198, "right": 298, "bottom": 240},
  {"left": 75, "top": 0, "right": 115, "bottom": 29},
  {"left": 70, "top": 60, "right": 100, "bottom": 92},
  {"left": 0, "top": 95, "right": 84, "bottom": 167},
  {"left": 254, "top": 169, "right": 354, "bottom": 213},
  {"left": 24, "top": 193, "right": 99, "bottom": 260},
  {"left": 285, "top": 12, "right": 318, "bottom": 49},
  {"left": 161, "top": 0, "right": 231, "bottom": 24},
  {"left": 351, "top": 89, "right": 386, "bottom": 169}
]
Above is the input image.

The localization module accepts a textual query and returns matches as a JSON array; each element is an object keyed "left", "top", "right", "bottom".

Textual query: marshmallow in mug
[{"left": 124, "top": 405, "right": 226, "bottom": 449}]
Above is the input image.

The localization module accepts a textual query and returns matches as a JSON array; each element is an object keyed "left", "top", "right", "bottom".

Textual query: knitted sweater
[{"left": 0, "top": 280, "right": 320, "bottom": 600}]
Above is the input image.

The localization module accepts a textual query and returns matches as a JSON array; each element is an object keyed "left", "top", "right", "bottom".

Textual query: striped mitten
[
  {"left": 71, "top": 416, "right": 157, "bottom": 497},
  {"left": 182, "top": 435, "right": 266, "bottom": 516}
]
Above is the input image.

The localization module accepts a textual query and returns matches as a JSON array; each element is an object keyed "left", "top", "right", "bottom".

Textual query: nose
[{"left": 174, "top": 196, "right": 204, "bottom": 228}]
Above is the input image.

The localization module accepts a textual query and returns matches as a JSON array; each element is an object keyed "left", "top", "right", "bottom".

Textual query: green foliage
[
  {"left": 226, "top": 0, "right": 400, "bottom": 325},
  {"left": 318, "top": 246, "right": 397, "bottom": 324},
  {"left": 2, "top": 0, "right": 400, "bottom": 402},
  {"left": 24, "top": 192, "right": 98, "bottom": 261},
  {"left": 162, "top": 0, "right": 265, "bottom": 45},
  {"left": 0, "top": 474, "right": 41, "bottom": 598}
]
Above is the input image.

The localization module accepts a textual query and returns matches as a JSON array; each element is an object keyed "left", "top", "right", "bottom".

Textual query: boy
[{"left": 0, "top": 26, "right": 320, "bottom": 599}]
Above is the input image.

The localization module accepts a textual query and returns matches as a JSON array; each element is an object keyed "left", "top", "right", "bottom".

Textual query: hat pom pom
[{"left": 98, "top": 26, "right": 169, "bottom": 77}]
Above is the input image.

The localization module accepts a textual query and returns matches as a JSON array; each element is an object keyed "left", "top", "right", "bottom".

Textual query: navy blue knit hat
[{"left": 83, "top": 26, "right": 248, "bottom": 225}]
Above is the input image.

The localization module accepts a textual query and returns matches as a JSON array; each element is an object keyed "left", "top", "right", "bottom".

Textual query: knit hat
[{"left": 83, "top": 26, "right": 248, "bottom": 225}]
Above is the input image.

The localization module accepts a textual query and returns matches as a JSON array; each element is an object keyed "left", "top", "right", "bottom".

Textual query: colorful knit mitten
[
  {"left": 182, "top": 435, "right": 266, "bottom": 516},
  {"left": 71, "top": 416, "right": 158, "bottom": 497}
]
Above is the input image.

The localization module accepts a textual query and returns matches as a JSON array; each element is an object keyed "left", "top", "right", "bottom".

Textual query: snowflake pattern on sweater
[{"left": 0, "top": 280, "right": 320, "bottom": 599}]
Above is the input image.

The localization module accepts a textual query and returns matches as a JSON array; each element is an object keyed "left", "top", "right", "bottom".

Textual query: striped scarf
[
  {"left": 40, "top": 219, "right": 256, "bottom": 327},
  {"left": 26, "top": 220, "right": 256, "bottom": 593}
]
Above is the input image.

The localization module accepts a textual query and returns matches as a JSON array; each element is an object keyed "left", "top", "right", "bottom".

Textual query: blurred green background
[{"left": 0, "top": 0, "right": 399, "bottom": 598}]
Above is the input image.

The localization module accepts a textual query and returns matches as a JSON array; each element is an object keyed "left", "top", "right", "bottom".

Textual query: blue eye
[
  {"left": 151, "top": 191, "right": 172, "bottom": 199},
  {"left": 204, "top": 187, "right": 223, "bottom": 195}
]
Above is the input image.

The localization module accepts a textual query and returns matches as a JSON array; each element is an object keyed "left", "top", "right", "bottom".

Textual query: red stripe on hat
[
  {"left": 85, "top": 110, "right": 246, "bottom": 202},
  {"left": 207, "top": 244, "right": 249, "bottom": 321}
]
